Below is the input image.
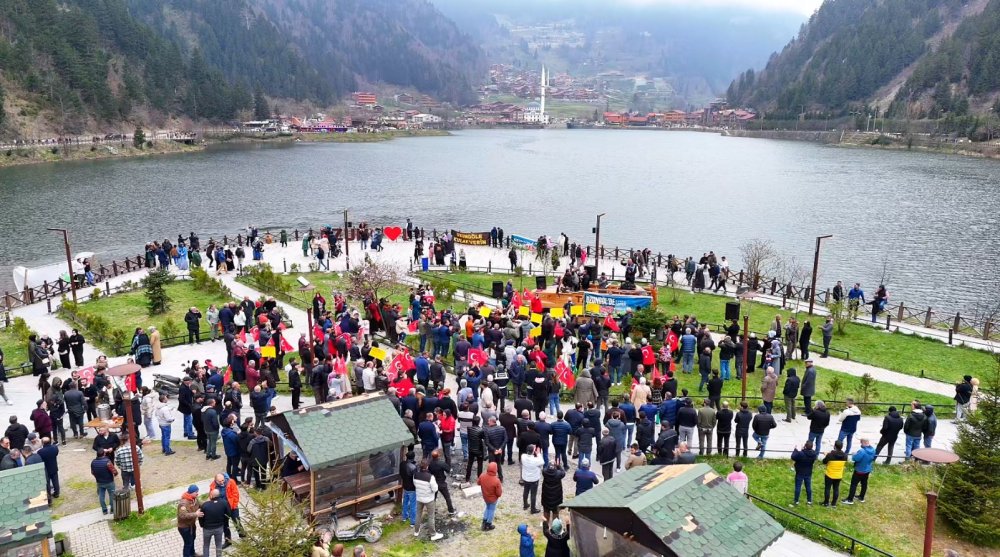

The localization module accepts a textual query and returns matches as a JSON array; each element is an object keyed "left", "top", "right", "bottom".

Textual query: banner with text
[
  {"left": 510, "top": 234, "right": 536, "bottom": 251},
  {"left": 451, "top": 230, "right": 490, "bottom": 246},
  {"left": 583, "top": 292, "right": 653, "bottom": 316}
]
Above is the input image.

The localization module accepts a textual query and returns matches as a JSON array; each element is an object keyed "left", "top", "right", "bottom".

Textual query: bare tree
[
  {"left": 345, "top": 258, "right": 404, "bottom": 304},
  {"left": 738, "top": 239, "right": 780, "bottom": 288}
]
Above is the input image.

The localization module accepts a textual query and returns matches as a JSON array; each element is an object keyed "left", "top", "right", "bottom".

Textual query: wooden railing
[{"left": 2, "top": 254, "right": 145, "bottom": 312}]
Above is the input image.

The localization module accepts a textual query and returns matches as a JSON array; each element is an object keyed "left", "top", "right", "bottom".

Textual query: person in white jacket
[
  {"left": 153, "top": 395, "right": 176, "bottom": 455},
  {"left": 413, "top": 460, "right": 444, "bottom": 541},
  {"left": 520, "top": 444, "right": 545, "bottom": 514}
]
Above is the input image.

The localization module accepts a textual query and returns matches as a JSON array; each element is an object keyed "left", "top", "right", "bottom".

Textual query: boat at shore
[{"left": 12, "top": 252, "right": 96, "bottom": 292}]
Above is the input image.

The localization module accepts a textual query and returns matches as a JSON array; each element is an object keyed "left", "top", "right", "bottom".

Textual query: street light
[
  {"left": 46, "top": 228, "right": 77, "bottom": 304},
  {"left": 107, "top": 363, "right": 144, "bottom": 515},
  {"left": 593, "top": 213, "right": 606, "bottom": 277},
  {"left": 342, "top": 208, "right": 351, "bottom": 271},
  {"left": 808, "top": 235, "right": 833, "bottom": 315}
]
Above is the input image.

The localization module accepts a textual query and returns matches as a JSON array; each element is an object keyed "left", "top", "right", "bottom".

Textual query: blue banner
[
  {"left": 510, "top": 234, "right": 536, "bottom": 251},
  {"left": 584, "top": 292, "right": 652, "bottom": 315}
]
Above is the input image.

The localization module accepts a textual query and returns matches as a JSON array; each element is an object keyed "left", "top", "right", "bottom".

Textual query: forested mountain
[
  {"left": 0, "top": 0, "right": 482, "bottom": 136},
  {"left": 252, "top": 0, "right": 485, "bottom": 105},
  {"left": 727, "top": 0, "right": 991, "bottom": 119}
]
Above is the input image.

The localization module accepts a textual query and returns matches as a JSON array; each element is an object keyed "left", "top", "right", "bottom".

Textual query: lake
[{"left": 1, "top": 129, "right": 997, "bottom": 314}]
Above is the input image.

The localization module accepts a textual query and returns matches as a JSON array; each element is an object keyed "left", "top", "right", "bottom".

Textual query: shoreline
[
  {"left": 724, "top": 128, "right": 1000, "bottom": 161},
  {"left": 0, "top": 128, "right": 452, "bottom": 169}
]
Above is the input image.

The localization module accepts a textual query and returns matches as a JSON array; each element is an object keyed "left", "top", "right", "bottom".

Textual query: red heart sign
[{"left": 384, "top": 227, "right": 403, "bottom": 241}]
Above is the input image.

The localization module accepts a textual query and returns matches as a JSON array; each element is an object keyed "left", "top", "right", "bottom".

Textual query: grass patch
[
  {"left": 702, "top": 456, "right": 981, "bottom": 557},
  {"left": 418, "top": 270, "right": 993, "bottom": 385},
  {"left": 108, "top": 502, "right": 178, "bottom": 541},
  {"left": 0, "top": 325, "right": 29, "bottom": 373},
  {"left": 62, "top": 281, "right": 233, "bottom": 354}
]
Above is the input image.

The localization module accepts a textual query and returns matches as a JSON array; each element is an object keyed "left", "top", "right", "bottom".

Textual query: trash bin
[
  {"left": 113, "top": 488, "right": 131, "bottom": 521},
  {"left": 421, "top": 257, "right": 429, "bottom": 271}
]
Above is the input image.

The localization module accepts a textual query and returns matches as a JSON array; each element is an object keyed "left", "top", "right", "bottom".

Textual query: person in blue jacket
[
  {"left": 843, "top": 438, "right": 876, "bottom": 504},
  {"left": 517, "top": 523, "right": 536, "bottom": 557},
  {"left": 658, "top": 393, "right": 679, "bottom": 433},
  {"left": 221, "top": 422, "right": 241, "bottom": 479}
]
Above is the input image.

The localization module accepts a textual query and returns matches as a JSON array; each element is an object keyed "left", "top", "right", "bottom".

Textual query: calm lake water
[{"left": 1, "top": 129, "right": 998, "bottom": 314}]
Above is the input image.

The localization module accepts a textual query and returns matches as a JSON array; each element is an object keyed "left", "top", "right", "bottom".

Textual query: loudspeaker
[
  {"left": 725, "top": 301, "right": 741, "bottom": 321},
  {"left": 492, "top": 281, "right": 504, "bottom": 299},
  {"left": 584, "top": 265, "right": 597, "bottom": 282},
  {"left": 535, "top": 275, "right": 547, "bottom": 290}
]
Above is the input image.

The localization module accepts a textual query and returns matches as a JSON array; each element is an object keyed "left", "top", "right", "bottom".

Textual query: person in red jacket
[
  {"left": 30, "top": 400, "right": 53, "bottom": 438},
  {"left": 478, "top": 462, "right": 503, "bottom": 531}
]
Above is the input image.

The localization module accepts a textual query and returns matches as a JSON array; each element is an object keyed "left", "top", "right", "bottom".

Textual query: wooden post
[
  {"left": 40, "top": 540, "right": 51, "bottom": 557},
  {"left": 43, "top": 281, "right": 50, "bottom": 298},
  {"left": 106, "top": 281, "right": 111, "bottom": 296},
  {"left": 924, "top": 308, "right": 933, "bottom": 328},
  {"left": 738, "top": 270, "right": 744, "bottom": 285},
  {"left": 740, "top": 315, "right": 749, "bottom": 403},
  {"left": 953, "top": 312, "right": 961, "bottom": 332},
  {"left": 770, "top": 279, "right": 777, "bottom": 295},
  {"left": 984, "top": 321, "right": 993, "bottom": 340},
  {"left": 112, "top": 261, "right": 119, "bottom": 276},
  {"left": 923, "top": 492, "right": 938, "bottom": 557}
]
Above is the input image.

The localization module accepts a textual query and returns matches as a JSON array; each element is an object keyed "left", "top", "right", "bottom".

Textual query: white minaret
[{"left": 540, "top": 66, "right": 547, "bottom": 124}]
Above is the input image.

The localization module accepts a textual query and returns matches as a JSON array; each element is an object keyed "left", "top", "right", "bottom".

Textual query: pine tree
[
  {"left": 232, "top": 483, "right": 317, "bottom": 557},
  {"left": 938, "top": 355, "right": 1000, "bottom": 547},
  {"left": 141, "top": 268, "right": 174, "bottom": 316},
  {"left": 253, "top": 87, "right": 269, "bottom": 121}
]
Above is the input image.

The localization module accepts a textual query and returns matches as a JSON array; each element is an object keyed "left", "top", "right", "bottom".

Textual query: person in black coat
[
  {"left": 875, "top": 406, "right": 904, "bottom": 464},
  {"left": 782, "top": 368, "right": 801, "bottom": 422},
  {"left": 465, "top": 416, "right": 487, "bottom": 482},
  {"left": 178, "top": 377, "right": 196, "bottom": 439},
  {"left": 540, "top": 462, "right": 566, "bottom": 523},
  {"left": 798, "top": 322, "right": 813, "bottom": 360},
  {"left": 635, "top": 412, "right": 655, "bottom": 452},
  {"left": 287, "top": 364, "right": 302, "bottom": 410},
  {"left": 733, "top": 402, "right": 753, "bottom": 458},
  {"left": 715, "top": 401, "right": 733, "bottom": 457},
  {"left": 746, "top": 334, "right": 761, "bottom": 373}
]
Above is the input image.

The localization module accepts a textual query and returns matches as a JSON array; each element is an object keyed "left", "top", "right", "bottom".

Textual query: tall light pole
[
  {"left": 593, "top": 213, "right": 606, "bottom": 277},
  {"left": 47, "top": 228, "right": 77, "bottom": 304},
  {"left": 343, "top": 208, "right": 351, "bottom": 271},
  {"left": 809, "top": 235, "right": 833, "bottom": 315}
]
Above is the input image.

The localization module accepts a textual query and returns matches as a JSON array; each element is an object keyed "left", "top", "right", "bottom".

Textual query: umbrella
[{"left": 106, "top": 363, "right": 141, "bottom": 377}]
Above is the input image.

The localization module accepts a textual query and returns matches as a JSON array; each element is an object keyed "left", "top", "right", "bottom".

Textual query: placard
[
  {"left": 531, "top": 312, "right": 543, "bottom": 324},
  {"left": 585, "top": 303, "right": 601, "bottom": 314},
  {"left": 260, "top": 345, "right": 276, "bottom": 358},
  {"left": 368, "top": 346, "right": 387, "bottom": 360},
  {"left": 550, "top": 308, "right": 565, "bottom": 319},
  {"left": 583, "top": 292, "right": 654, "bottom": 316},
  {"left": 530, "top": 327, "right": 542, "bottom": 337},
  {"left": 570, "top": 305, "right": 583, "bottom": 316},
  {"left": 518, "top": 306, "right": 530, "bottom": 316},
  {"left": 479, "top": 306, "right": 492, "bottom": 318},
  {"left": 450, "top": 230, "right": 490, "bottom": 246}
]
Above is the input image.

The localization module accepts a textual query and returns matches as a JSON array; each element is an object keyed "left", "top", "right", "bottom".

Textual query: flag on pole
[
  {"left": 604, "top": 315, "right": 620, "bottom": 332},
  {"left": 555, "top": 360, "right": 575, "bottom": 390}
]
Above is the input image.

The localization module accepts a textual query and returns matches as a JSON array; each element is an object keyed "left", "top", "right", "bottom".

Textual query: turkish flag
[
  {"left": 604, "top": 315, "right": 620, "bottom": 332},
  {"left": 251, "top": 327, "right": 260, "bottom": 342},
  {"left": 641, "top": 345, "right": 656, "bottom": 366},
  {"left": 512, "top": 291, "right": 523, "bottom": 308},
  {"left": 399, "top": 350, "right": 417, "bottom": 371},
  {"left": 333, "top": 357, "right": 347, "bottom": 375},
  {"left": 555, "top": 360, "right": 575, "bottom": 390},
  {"left": 388, "top": 354, "right": 410, "bottom": 383},
  {"left": 523, "top": 289, "right": 534, "bottom": 301},
  {"left": 667, "top": 331, "right": 679, "bottom": 352},
  {"left": 239, "top": 329, "right": 247, "bottom": 343},
  {"left": 651, "top": 367, "right": 664, "bottom": 382},
  {"left": 468, "top": 348, "right": 488, "bottom": 367},
  {"left": 531, "top": 349, "right": 547, "bottom": 370}
]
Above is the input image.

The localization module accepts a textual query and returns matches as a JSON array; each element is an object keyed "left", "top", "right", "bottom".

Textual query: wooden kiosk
[{"left": 266, "top": 393, "right": 413, "bottom": 518}]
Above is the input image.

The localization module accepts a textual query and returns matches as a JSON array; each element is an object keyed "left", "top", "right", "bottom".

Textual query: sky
[{"left": 619, "top": 0, "right": 824, "bottom": 15}]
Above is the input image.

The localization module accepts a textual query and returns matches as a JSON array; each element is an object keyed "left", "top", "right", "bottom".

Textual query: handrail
[{"left": 746, "top": 493, "right": 896, "bottom": 556}]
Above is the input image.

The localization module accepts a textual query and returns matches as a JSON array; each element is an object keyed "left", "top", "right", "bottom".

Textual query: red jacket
[{"left": 478, "top": 462, "right": 503, "bottom": 503}]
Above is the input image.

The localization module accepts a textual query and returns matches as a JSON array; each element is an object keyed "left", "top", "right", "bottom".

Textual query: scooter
[
  {"left": 320, "top": 500, "right": 383, "bottom": 543},
  {"left": 153, "top": 373, "right": 181, "bottom": 397}
]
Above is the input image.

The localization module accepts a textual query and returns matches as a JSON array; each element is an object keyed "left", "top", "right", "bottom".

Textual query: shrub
[
  {"left": 109, "top": 328, "right": 130, "bottom": 355},
  {"left": 161, "top": 317, "right": 180, "bottom": 340},
  {"left": 856, "top": 373, "right": 879, "bottom": 404},
  {"left": 826, "top": 376, "right": 844, "bottom": 403},
  {"left": 91, "top": 287, "right": 102, "bottom": 301},
  {"left": 243, "top": 264, "right": 291, "bottom": 296},
  {"left": 631, "top": 307, "right": 668, "bottom": 342}
]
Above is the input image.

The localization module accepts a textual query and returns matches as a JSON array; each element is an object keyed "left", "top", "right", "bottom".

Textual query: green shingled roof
[
  {"left": 277, "top": 394, "right": 412, "bottom": 469},
  {"left": 0, "top": 463, "right": 52, "bottom": 551},
  {"left": 564, "top": 464, "right": 783, "bottom": 557}
]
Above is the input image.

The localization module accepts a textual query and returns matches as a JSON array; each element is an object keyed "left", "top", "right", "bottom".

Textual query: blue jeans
[
  {"left": 807, "top": 431, "right": 823, "bottom": 453},
  {"left": 720, "top": 359, "right": 731, "bottom": 380},
  {"left": 610, "top": 364, "right": 621, "bottom": 384},
  {"left": 402, "top": 490, "right": 417, "bottom": 525},
  {"left": 905, "top": 435, "right": 921, "bottom": 459},
  {"left": 97, "top": 481, "right": 116, "bottom": 513},
  {"left": 548, "top": 394, "right": 560, "bottom": 415},
  {"left": 179, "top": 526, "right": 196, "bottom": 557},
  {"left": 699, "top": 372, "right": 709, "bottom": 392},
  {"left": 483, "top": 501, "right": 497, "bottom": 523},
  {"left": 460, "top": 432, "right": 469, "bottom": 460},
  {"left": 540, "top": 443, "right": 550, "bottom": 467},
  {"left": 923, "top": 435, "right": 933, "bottom": 448},
  {"left": 183, "top": 413, "right": 194, "bottom": 438},
  {"left": 419, "top": 335, "right": 428, "bottom": 353},
  {"left": 794, "top": 475, "right": 813, "bottom": 503},
  {"left": 752, "top": 433, "right": 768, "bottom": 459},
  {"left": 763, "top": 401, "right": 773, "bottom": 414},
  {"left": 626, "top": 424, "right": 635, "bottom": 447},
  {"left": 160, "top": 425, "right": 172, "bottom": 454},
  {"left": 682, "top": 352, "right": 694, "bottom": 373},
  {"left": 837, "top": 430, "right": 855, "bottom": 455}
]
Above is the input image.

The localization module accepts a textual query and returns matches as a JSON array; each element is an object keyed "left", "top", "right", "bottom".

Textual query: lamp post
[
  {"left": 46, "top": 228, "right": 77, "bottom": 304},
  {"left": 911, "top": 448, "right": 959, "bottom": 557},
  {"left": 342, "top": 209, "right": 351, "bottom": 271},
  {"left": 107, "top": 363, "right": 144, "bottom": 514},
  {"left": 808, "top": 235, "right": 833, "bottom": 315},
  {"left": 593, "top": 213, "right": 606, "bottom": 277}
]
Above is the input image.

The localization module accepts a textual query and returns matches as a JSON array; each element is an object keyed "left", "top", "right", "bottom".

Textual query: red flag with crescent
[
  {"left": 468, "top": 348, "right": 488, "bottom": 367},
  {"left": 604, "top": 315, "right": 620, "bottom": 332},
  {"left": 555, "top": 360, "right": 575, "bottom": 390},
  {"left": 641, "top": 345, "right": 656, "bottom": 366},
  {"left": 530, "top": 349, "right": 547, "bottom": 370}
]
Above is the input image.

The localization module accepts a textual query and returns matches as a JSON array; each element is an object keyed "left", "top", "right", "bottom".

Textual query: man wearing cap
[{"left": 177, "top": 485, "right": 203, "bottom": 557}]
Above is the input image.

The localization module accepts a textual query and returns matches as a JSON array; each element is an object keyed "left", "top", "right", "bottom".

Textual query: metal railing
[{"left": 747, "top": 493, "right": 896, "bottom": 556}]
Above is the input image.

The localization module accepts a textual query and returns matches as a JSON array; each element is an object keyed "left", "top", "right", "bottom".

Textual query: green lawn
[
  {"left": 63, "top": 281, "right": 234, "bottom": 354},
  {"left": 418, "top": 270, "right": 994, "bottom": 386},
  {"left": 109, "top": 503, "right": 178, "bottom": 541},
  {"left": 0, "top": 324, "right": 29, "bottom": 373},
  {"left": 702, "top": 456, "right": 982, "bottom": 557}
]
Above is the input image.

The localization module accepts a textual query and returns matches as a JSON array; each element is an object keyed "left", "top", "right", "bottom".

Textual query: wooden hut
[
  {"left": 266, "top": 393, "right": 412, "bottom": 518},
  {"left": 0, "top": 464, "right": 54, "bottom": 557}
]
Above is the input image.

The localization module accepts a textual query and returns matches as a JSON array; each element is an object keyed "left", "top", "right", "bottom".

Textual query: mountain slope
[
  {"left": 252, "top": 0, "right": 486, "bottom": 105},
  {"left": 726, "top": 0, "right": 979, "bottom": 118}
]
